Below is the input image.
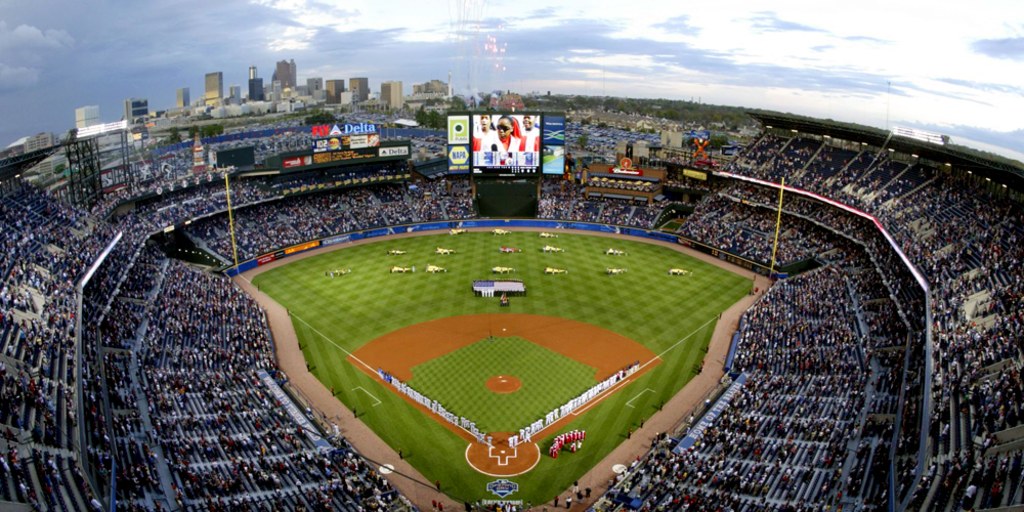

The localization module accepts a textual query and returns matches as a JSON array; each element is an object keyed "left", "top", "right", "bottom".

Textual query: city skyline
[{"left": 1, "top": 0, "right": 1022, "bottom": 160}]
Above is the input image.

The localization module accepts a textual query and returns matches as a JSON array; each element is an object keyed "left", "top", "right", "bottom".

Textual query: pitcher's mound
[{"left": 486, "top": 375, "right": 521, "bottom": 394}]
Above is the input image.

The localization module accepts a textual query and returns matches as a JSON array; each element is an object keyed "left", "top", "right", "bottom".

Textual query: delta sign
[{"left": 311, "top": 122, "right": 378, "bottom": 138}]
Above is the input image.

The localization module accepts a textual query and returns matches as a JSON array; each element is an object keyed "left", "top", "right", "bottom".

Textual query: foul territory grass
[
  {"left": 409, "top": 336, "right": 596, "bottom": 432},
  {"left": 252, "top": 231, "right": 751, "bottom": 505}
]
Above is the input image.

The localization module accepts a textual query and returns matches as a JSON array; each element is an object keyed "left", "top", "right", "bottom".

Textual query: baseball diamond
[{"left": 250, "top": 230, "right": 752, "bottom": 503}]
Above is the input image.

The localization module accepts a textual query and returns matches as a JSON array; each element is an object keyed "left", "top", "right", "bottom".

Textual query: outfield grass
[
  {"left": 252, "top": 231, "right": 751, "bottom": 504},
  {"left": 409, "top": 336, "right": 597, "bottom": 433}
]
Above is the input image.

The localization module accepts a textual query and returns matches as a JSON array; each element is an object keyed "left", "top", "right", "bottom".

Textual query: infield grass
[
  {"left": 252, "top": 230, "right": 751, "bottom": 504},
  {"left": 409, "top": 336, "right": 596, "bottom": 433}
]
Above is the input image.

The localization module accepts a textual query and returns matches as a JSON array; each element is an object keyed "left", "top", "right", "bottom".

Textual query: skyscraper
[
  {"left": 75, "top": 105, "right": 100, "bottom": 129},
  {"left": 349, "top": 77, "right": 369, "bottom": 102},
  {"left": 176, "top": 87, "right": 190, "bottom": 108},
  {"left": 306, "top": 78, "right": 324, "bottom": 100},
  {"left": 247, "top": 66, "right": 264, "bottom": 102},
  {"left": 228, "top": 86, "right": 241, "bottom": 105},
  {"left": 325, "top": 80, "right": 346, "bottom": 104},
  {"left": 204, "top": 72, "right": 223, "bottom": 106},
  {"left": 248, "top": 77, "right": 264, "bottom": 102},
  {"left": 272, "top": 59, "right": 297, "bottom": 90},
  {"left": 381, "top": 81, "right": 404, "bottom": 110}
]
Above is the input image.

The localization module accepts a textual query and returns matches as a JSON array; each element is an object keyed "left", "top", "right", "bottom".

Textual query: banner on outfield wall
[
  {"left": 673, "top": 372, "right": 747, "bottom": 454},
  {"left": 257, "top": 254, "right": 277, "bottom": 266},
  {"left": 322, "top": 234, "right": 351, "bottom": 246},
  {"left": 284, "top": 240, "right": 321, "bottom": 255}
]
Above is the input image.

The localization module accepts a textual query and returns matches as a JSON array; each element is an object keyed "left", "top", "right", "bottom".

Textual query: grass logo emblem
[{"left": 486, "top": 479, "right": 519, "bottom": 499}]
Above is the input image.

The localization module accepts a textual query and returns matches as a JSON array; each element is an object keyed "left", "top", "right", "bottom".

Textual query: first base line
[{"left": 625, "top": 388, "right": 655, "bottom": 408}]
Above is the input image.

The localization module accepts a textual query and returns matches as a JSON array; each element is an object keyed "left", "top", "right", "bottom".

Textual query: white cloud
[{"left": 0, "top": 21, "right": 73, "bottom": 51}]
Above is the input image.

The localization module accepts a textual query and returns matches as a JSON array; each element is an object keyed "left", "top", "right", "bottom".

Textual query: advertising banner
[
  {"left": 448, "top": 115, "right": 470, "bottom": 144},
  {"left": 542, "top": 115, "right": 565, "bottom": 146},
  {"left": 284, "top": 240, "right": 320, "bottom": 255},
  {"left": 448, "top": 145, "right": 470, "bottom": 172},
  {"left": 378, "top": 146, "right": 410, "bottom": 158},
  {"left": 312, "top": 149, "right": 378, "bottom": 165}
]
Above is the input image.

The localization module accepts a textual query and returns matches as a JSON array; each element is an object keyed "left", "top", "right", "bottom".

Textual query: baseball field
[{"left": 250, "top": 230, "right": 751, "bottom": 504}]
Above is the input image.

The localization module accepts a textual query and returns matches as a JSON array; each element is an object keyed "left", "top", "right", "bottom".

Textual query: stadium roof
[
  {"left": 0, "top": 146, "right": 58, "bottom": 184},
  {"left": 747, "top": 110, "right": 1024, "bottom": 191}
]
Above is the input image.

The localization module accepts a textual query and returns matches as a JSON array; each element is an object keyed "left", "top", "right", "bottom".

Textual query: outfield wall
[{"left": 222, "top": 220, "right": 775, "bottom": 277}]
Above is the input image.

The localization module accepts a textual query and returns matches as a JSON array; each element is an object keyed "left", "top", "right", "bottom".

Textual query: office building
[
  {"left": 306, "top": 78, "right": 324, "bottom": 100},
  {"left": 176, "top": 87, "right": 190, "bottom": 108},
  {"left": 204, "top": 72, "right": 224, "bottom": 106},
  {"left": 75, "top": 105, "right": 100, "bottom": 129},
  {"left": 248, "top": 78, "right": 264, "bottom": 102},
  {"left": 381, "top": 81, "right": 404, "bottom": 110},
  {"left": 350, "top": 77, "right": 369, "bottom": 102},
  {"left": 123, "top": 97, "right": 148, "bottom": 124},
  {"left": 273, "top": 59, "right": 297, "bottom": 90},
  {"left": 413, "top": 79, "right": 448, "bottom": 95},
  {"left": 24, "top": 132, "right": 55, "bottom": 152},
  {"left": 326, "top": 80, "right": 346, "bottom": 104},
  {"left": 249, "top": 65, "right": 257, "bottom": 81}
]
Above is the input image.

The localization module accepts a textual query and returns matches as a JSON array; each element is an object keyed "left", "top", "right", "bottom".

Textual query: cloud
[
  {"left": 843, "top": 35, "right": 887, "bottom": 44},
  {"left": 0, "top": 63, "right": 40, "bottom": 90},
  {"left": 972, "top": 36, "right": 1024, "bottom": 60},
  {"left": 749, "top": 12, "right": 826, "bottom": 33},
  {"left": 934, "top": 77, "right": 1024, "bottom": 96},
  {"left": 653, "top": 15, "right": 700, "bottom": 35},
  {"left": 0, "top": 21, "right": 74, "bottom": 53}
]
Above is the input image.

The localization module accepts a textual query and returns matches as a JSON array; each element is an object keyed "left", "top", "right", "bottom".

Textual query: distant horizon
[{"left": 2, "top": 1, "right": 1021, "bottom": 160}]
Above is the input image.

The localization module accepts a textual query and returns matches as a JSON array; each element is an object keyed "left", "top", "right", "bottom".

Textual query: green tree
[
  {"left": 415, "top": 106, "right": 428, "bottom": 127},
  {"left": 304, "top": 110, "right": 336, "bottom": 125},
  {"left": 426, "top": 110, "right": 443, "bottom": 130},
  {"left": 575, "top": 133, "right": 589, "bottom": 149},
  {"left": 168, "top": 127, "right": 182, "bottom": 144}
]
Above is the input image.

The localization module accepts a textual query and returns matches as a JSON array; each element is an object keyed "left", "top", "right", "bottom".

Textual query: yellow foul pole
[
  {"left": 768, "top": 177, "right": 785, "bottom": 277},
  {"left": 225, "top": 173, "right": 240, "bottom": 271}
]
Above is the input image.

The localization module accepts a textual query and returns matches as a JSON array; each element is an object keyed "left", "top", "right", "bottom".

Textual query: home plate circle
[
  {"left": 380, "top": 464, "right": 395, "bottom": 475},
  {"left": 612, "top": 464, "right": 628, "bottom": 474}
]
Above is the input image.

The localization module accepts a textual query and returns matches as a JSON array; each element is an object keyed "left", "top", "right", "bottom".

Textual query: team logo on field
[{"left": 486, "top": 479, "right": 519, "bottom": 498}]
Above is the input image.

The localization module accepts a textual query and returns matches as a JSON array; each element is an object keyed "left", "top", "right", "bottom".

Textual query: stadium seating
[{"left": 1, "top": 119, "right": 1022, "bottom": 512}]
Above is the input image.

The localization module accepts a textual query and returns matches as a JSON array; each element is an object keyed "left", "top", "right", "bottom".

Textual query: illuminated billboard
[{"left": 471, "top": 113, "right": 541, "bottom": 175}]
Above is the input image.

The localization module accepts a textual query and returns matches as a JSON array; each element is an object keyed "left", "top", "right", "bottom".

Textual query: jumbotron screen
[{"left": 470, "top": 113, "right": 542, "bottom": 175}]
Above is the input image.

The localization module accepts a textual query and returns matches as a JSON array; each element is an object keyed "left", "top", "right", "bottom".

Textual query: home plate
[
  {"left": 380, "top": 464, "right": 395, "bottom": 475},
  {"left": 612, "top": 464, "right": 627, "bottom": 474}
]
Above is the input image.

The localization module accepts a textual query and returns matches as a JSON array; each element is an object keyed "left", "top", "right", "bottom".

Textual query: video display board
[{"left": 471, "top": 113, "right": 542, "bottom": 176}]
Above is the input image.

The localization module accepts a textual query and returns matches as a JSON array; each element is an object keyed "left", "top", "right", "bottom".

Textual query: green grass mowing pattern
[
  {"left": 252, "top": 231, "right": 752, "bottom": 504},
  {"left": 408, "top": 336, "right": 596, "bottom": 432}
]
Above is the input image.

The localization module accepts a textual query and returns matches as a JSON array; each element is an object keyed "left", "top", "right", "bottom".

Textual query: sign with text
[
  {"left": 448, "top": 145, "right": 470, "bottom": 172},
  {"left": 448, "top": 115, "right": 470, "bottom": 144},
  {"left": 379, "top": 146, "right": 410, "bottom": 158}
]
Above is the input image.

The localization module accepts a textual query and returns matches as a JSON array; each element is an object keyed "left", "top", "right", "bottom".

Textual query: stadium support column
[
  {"left": 225, "top": 173, "right": 240, "bottom": 270},
  {"left": 768, "top": 177, "right": 785, "bottom": 277}
]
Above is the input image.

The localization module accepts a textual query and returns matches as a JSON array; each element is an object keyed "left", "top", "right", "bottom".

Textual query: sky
[{"left": 2, "top": 0, "right": 1023, "bottom": 160}]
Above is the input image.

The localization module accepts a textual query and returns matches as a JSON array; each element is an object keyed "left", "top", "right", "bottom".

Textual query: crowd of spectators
[{"left": 3, "top": 121, "right": 1023, "bottom": 511}]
